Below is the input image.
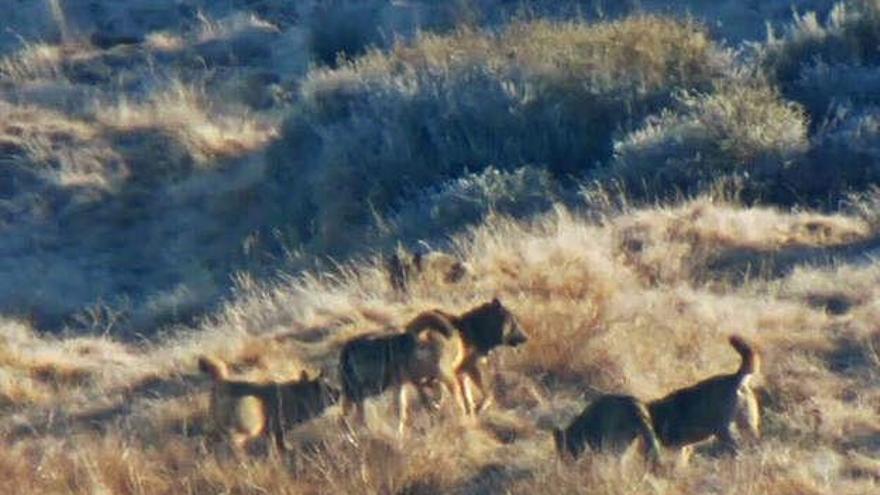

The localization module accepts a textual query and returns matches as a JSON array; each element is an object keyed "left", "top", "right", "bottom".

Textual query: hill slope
[
  {"left": 1, "top": 2, "right": 880, "bottom": 494},
  {"left": 1, "top": 199, "right": 878, "bottom": 494}
]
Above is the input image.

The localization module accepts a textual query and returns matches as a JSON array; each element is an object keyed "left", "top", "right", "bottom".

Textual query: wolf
[
  {"left": 552, "top": 335, "right": 760, "bottom": 466},
  {"left": 553, "top": 394, "right": 661, "bottom": 464},
  {"left": 404, "top": 298, "right": 528, "bottom": 414},
  {"left": 198, "top": 356, "right": 339, "bottom": 452},
  {"left": 646, "top": 335, "right": 761, "bottom": 464},
  {"left": 337, "top": 320, "right": 462, "bottom": 433}
]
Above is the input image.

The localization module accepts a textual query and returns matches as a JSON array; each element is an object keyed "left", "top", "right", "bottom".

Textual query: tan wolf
[
  {"left": 404, "top": 298, "right": 528, "bottom": 414},
  {"left": 337, "top": 318, "right": 463, "bottom": 433},
  {"left": 553, "top": 394, "right": 662, "bottom": 465},
  {"left": 198, "top": 356, "right": 339, "bottom": 452},
  {"left": 647, "top": 335, "right": 761, "bottom": 464}
]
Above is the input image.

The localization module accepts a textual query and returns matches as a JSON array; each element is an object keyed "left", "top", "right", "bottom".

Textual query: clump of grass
[
  {"left": 0, "top": 42, "right": 67, "bottom": 81},
  {"left": 94, "top": 80, "right": 278, "bottom": 167},
  {"left": 0, "top": 100, "right": 125, "bottom": 191},
  {"left": 806, "top": 105, "right": 880, "bottom": 203},
  {"left": 844, "top": 184, "right": 880, "bottom": 228}
]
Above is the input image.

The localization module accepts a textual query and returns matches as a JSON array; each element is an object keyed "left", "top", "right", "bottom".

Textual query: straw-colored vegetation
[
  {"left": 0, "top": 1, "right": 878, "bottom": 494},
  {"left": 2, "top": 198, "right": 880, "bottom": 494}
]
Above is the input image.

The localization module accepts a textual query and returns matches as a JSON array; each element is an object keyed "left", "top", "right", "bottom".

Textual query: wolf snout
[{"left": 506, "top": 329, "right": 528, "bottom": 347}]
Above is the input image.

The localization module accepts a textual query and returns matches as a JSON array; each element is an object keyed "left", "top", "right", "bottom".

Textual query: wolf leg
[{"left": 397, "top": 385, "right": 411, "bottom": 436}]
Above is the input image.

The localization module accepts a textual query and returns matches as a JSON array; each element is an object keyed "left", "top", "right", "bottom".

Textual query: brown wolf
[
  {"left": 553, "top": 394, "right": 661, "bottom": 464},
  {"left": 647, "top": 335, "right": 761, "bottom": 463},
  {"left": 385, "top": 248, "right": 469, "bottom": 294},
  {"left": 404, "top": 298, "right": 528, "bottom": 414},
  {"left": 198, "top": 356, "right": 339, "bottom": 452},
  {"left": 337, "top": 320, "right": 463, "bottom": 433}
]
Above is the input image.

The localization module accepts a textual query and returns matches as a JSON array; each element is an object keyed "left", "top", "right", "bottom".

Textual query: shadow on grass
[
  {"left": 701, "top": 233, "right": 880, "bottom": 285},
  {"left": 7, "top": 371, "right": 205, "bottom": 443}
]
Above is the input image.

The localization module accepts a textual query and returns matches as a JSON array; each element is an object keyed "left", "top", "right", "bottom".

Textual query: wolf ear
[
  {"left": 299, "top": 370, "right": 310, "bottom": 381},
  {"left": 491, "top": 297, "right": 501, "bottom": 307}
]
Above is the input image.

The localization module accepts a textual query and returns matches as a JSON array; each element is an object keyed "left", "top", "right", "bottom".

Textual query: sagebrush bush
[
  {"left": 805, "top": 105, "right": 880, "bottom": 197},
  {"left": 609, "top": 78, "right": 809, "bottom": 204},
  {"left": 267, "top": 16, "right": 727, "bottom": 252},
  {"left": 761, "top": 0, "right": 880, "bottom": 116},
  {"left": 388, "top": 166, "right": 560, "bottom": 241},
  {"left": 307, "top": 1, "right": 384, "bottom": 67},
  {"left": 792, "top": 61, "right": 880, "bottom": 120}
]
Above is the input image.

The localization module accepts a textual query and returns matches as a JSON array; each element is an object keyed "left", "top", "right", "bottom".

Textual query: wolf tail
[
  {"left": 404, "top": 310, "right": 458, "bottom": 338},
  {"left": 729, "top": 335, "right": 759, "bottom": 377},
  {"left": 198, "top": 356, "right": 229, "bottom": 381}
]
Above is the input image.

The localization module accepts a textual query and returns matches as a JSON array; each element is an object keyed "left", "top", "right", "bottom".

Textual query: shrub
[
  {"left": 792, "top": 61, "right": 880, "bottom": 119},
  {"left": 761, "top": 0, "right": 880, "bottom": 117},
  {"left": 267, "top": 16, "right": 727, "bottom": 252},
  {"left": 388, "top": 166, "right": 560, "bottom": 241},
  {"left": 609, "top": 78, "right": 810, "bottom": 204},
  {"left": 307, "top": 1, "right": 385, "bottom": 66},
  {"left": 805, "top": 105, "right": 880, "bottom": 199}
]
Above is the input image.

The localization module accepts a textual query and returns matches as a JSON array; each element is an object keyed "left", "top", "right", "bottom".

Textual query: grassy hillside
[
  {"left": 2, "top": 198, "right": 879, "bottom": 493},
  {"left": 0, "top": 0, "right": 871, "bottom": 333},
  {"left": 1, "top": 1, "right": 880, "bottom": 494}
]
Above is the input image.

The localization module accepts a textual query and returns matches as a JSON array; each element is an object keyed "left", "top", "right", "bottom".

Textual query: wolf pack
[{"left": 198, "top": 250, "right": 762, "bottom": 471}]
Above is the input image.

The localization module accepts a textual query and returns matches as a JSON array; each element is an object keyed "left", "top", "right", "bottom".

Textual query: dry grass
[
  {"left": 0, "top": 42, "right": 68, "bottom": 81},
  {"left": 94, "top": 81, "right": 278, "bottom": 165},
  {"left": 2, "top": 3, "right": 879, "bottom": 494},
  {"left": 2, "top": 197, "right": 878, "bottom": 493}
]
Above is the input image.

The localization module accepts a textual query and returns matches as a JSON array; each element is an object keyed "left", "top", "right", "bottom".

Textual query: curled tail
[
  {"left": 404, "top": 310, "right": 458, "bottom": 338},
  {"left": 198, "top": 356, "right": 229, "bottom": 381},
  {"left": 729, "top": 335, "right": 759, "bottom": 377}
]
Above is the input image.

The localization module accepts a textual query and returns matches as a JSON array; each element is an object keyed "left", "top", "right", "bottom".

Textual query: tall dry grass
[
  {"left": 1, "top": 197, "right": 878, "bottom": 493},
  {"left": 1, "top": 4, "right": 880, "bottom": 492}
]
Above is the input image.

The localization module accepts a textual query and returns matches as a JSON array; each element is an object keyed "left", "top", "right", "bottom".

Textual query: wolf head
[
  {"left": 495, "top": 298, "right": 528, "bottom": 348},
  {"left": 461, "top": 298, "right": 529, "bottom": 353},
  {"left": 486, "top": 298, "right": 528, "bottom": 348}
]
